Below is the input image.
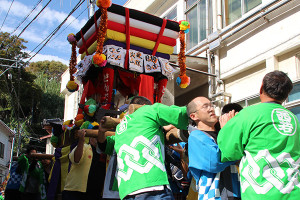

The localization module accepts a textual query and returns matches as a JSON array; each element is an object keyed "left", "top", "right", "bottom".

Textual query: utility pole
[
  {"left": 0, "top": 58, "right": 23, "bottom": 155},
  {"left": 88, "top": 0, "right": 96, "bottom": 19},
  {"left": 16, "top": 60, "right": 21, "bottom": 155}
]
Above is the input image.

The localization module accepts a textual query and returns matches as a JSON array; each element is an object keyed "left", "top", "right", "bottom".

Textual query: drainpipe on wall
[
  {"left": 209, "top": 0, "right": 234, "bottom": 109},
  {"left": 207, "top": 51, "right": 214, "bottom": 98},
  {"left": 214, "top": 0, "right": 225, "bottom": 106},
  {"left": 209, "top": 0, "right": 220, "bottom": 100},
  {"left": 206, "top": 0, "right": 215, "bottom": 99}
]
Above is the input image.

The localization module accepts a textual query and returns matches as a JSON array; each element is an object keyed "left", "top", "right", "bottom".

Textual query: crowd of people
[{"left": 4, "top": 70, "right": 300, "bottom": 200}]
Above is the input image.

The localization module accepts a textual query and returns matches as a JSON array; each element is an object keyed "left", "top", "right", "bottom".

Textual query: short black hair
[
  {"left": 129, "top": 96, "right": 152, "bottom": 105},
  {"left": 222, "top": 103, "right": 243, "bottom": 115},
  {"left": 26, "top": 146, "right": 37, "bottom": 155},
  {"left": 262, "top": 71, "right": 293, "bottom": 102}
]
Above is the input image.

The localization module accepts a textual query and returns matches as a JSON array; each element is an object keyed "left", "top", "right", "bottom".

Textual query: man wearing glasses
[{"left": 187, "top": 97, "right": 241, "bottom": 200}]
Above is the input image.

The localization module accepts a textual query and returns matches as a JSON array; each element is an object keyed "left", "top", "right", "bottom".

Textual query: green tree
[
  {"left": 0, "top": 32, "right": 68, "bottom": 153},
  {"left": 27, "top": 60, "right": 68, "bottom": 80},
  {"left": 0, "top": 32, "right": 43, "bottom": 122},
  {"left": 0, "top": 32, "right": 46, "bottom": 152},
  {"left": 26, "top": 60, "right": 68, "bottom": 121},
  {"left": 31, "top": 71, "right": 66, "bottom": 122},
  {"left": 0, "top": 32, "right": 29, "bottom": 61}
]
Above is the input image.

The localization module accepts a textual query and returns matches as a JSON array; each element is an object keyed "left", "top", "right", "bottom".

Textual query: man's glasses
[{"left": 193, "top": 103, "right": 215, "bottom": 113}]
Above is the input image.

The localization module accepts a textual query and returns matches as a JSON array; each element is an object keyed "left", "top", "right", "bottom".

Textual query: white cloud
[
  {"left": 1, "top": 24, "right": 44, "bottom": 43},
  {"left": 24, "top": 51, "right": 69, "bottom": 65},
  {"left": 1, "top": 25, "right": 13, "bottom": 33},
  {"left": 0, "top": 0, "right": 31, "bottom": 18},
  {"left": 47, "top": 39, "right": 70, "bottom": 52},
  {"left": 37, "top": 6, "right": 87, "bottom": 30},
  {"left": 1, "top": 0, "right": 85, "bottom": 65},
  {"left": 20, "top": 28, "right": 45, "bottom": 44},
  {"left": 0, "top": 0, "right": 87, "bottom": 31}
]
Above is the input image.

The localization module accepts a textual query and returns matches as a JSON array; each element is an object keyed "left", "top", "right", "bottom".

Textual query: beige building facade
[{"left": 125, "top": 0, "right": 300, "bottom": 119}]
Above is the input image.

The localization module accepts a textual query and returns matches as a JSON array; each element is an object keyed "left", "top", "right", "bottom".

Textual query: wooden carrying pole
[
  {"left": 75, "top": 129, "right": 115, "bottom": 138},
  {"left": 13, "top": 153, "right": 54, "bottom": 161},
  {"left": 101, "top": 116, "right": 121, "bottom": 129}
]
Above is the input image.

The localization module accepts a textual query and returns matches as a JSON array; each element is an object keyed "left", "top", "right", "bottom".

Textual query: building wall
[
  {"left": 131, "top": 0, "right": 300, "bottom": 115},
  {"left": 0, "top": 122, "right": 13, "bottom": 182},
  {"left": 61, "top": 69, "right": 82, "bottom": 121},
  {"left": 220, "top": 3, "right": 300, "bottom": 80},
  {"left": 278, "top": 48, "right": 300, "bottom": 80},
  {"left": 45, "top": 138, "right": 54, "bottom": 155},
  {"left": 176, "top": 83, "right": 209, "bottom": 106},
  {"left": 224, "top": 63, "right": 266, "bottom": 102}
]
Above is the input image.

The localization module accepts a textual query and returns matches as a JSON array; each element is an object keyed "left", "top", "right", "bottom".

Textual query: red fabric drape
[
  {"left": 80, "top": 30, "right": 89, "bottom": 55},
  {"left": 118, "top": 70, "right": 140, "bottom": 95},
  {"left": 152, "top": 19, "right": 167, "bottom": 56},
  {"left": 94, "top": 13, "right": 98, "bottom": 35},
  {"left": 124, "top": 8, "right": 130, "bottom": 70},
  {"left": 77, "top": 80, "right": 96, "bottom": 114},
  {"left": 100, "top": 67, "right": 115, "bottom": 109},
  {"left": 139, "top": 74, "right": 154, "bottom": 103}
]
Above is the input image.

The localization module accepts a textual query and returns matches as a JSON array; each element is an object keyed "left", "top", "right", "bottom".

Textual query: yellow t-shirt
[{"left": 63, "top": 143, "right": 93, "bottom": 193}]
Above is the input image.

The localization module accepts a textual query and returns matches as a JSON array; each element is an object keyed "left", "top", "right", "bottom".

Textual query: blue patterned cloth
[
  {"left": 6, "top": 161, "right": 22, "bottom": 190},
  {"left": 188, "top": 129, "right": 240, "bottom": 200},
  {"left": 197, "top": 171, "right": 221, "bottom": 200}
]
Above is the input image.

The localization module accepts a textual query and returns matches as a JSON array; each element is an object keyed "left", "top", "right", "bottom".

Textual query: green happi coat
[
  {"left": 105, "top": 103, "right": 188, "bottom": 199},
  {"left": 218, "top": 103, "right": 300, "bottom": 200}
]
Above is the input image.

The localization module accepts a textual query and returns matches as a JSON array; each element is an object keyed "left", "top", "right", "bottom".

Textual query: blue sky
[{"left": 0, "top": 0, "right": 127, "bottom": 65}]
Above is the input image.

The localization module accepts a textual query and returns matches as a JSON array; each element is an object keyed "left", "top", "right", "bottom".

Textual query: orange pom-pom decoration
[
  {"left": 177, "top": 28, "right": 190, "bottom": 88},
  {"left": 75, "top": 114, "right": 84, "bottom": 121},
  {"left": 96, "top": 0, "right": 112, "bottom": 8},
  {"left": 66, "top": 33, "right": 77, "bottom": 92},
  {"left": 176, "top": 74, "right": 190, "bottom": 88},
  {"left": 93, "top": 53, "right": 107, "bottom": 67},
  {"left": 94, "top": 1, "right": 109, "bottom": 67},
  {"left": 75, "top": 114, "right": 84, "bottom": 127}
]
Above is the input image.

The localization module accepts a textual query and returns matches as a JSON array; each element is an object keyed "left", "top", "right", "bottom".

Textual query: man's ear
[
  {"left": 260, "top": 84, "right": 263, "bottom": 95},
  {"left": 190, "top": 113, "right": 198, "bottom": 121}
]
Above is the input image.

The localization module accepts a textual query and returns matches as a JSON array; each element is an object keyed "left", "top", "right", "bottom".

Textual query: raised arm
[
  {"left": 74, "top": 129, "right": 86, "bottom": 163},
  {"left": 218, "top": 112, "right": 247, "bottom": 162},
  {"left": 154, "top": 104, "right": 189, "bottom": 130}
]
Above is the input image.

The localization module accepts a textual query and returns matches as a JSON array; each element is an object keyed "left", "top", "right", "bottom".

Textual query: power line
[
  {"left": 3, "top": 0, "right": 86, "bottom": 65},
  {"left": 29, "top": 0, "right": 85, "bottom": 54},
  {"left": 0, "top": 0, "right": 51, "bottom": 56},
  {"left": 1, "top": 0, "right": 86, "bottom": 136},
  {"left": 50, "top": 3, "right": 90, "bottom": 43},
  {"left": 2, "top": 68, "right": 48, "bottom": 144},
  {"left": 0, "top": 1, "right": 88, "bottom": 147},
  {"left": 17, "top": 0, "right": 52, "bottom": 38},
  {"left": 5, "top": 66, "right": 40, "bottom": 138},
  {"left": 10, "top": 0, "right": 43, "bottom": 35},
  {"left": 27, "top": 0, "right": 85, "bottom": 62},
  {"left": 0, "top": 0, "right": 15, "bottom": 31}
]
